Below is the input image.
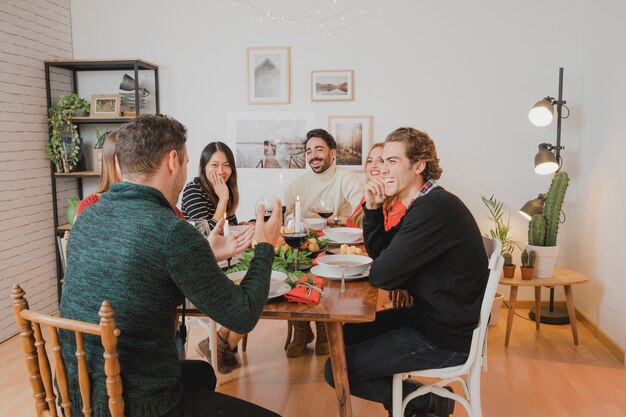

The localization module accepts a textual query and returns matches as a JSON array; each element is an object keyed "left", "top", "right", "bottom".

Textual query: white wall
[
  {"left": 66, "top": 0, "right": 623, "bottom": 350},
  {"left": 573, "top": 0, "right": 626, "bottom": 350},
  {"left": 0, "top": 0, "right": 73, "bottom": 341}
]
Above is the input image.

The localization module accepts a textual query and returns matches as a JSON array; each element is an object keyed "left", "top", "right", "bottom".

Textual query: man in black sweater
[{"left": 324, "top": 127, "right": 488, "bottom": 417}]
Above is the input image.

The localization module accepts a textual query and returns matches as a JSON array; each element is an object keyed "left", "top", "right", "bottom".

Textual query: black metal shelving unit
[{"left": 44, "top": 58, "right": 160, "bottom": 303}]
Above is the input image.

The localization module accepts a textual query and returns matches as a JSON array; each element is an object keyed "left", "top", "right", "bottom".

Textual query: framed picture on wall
[
  {"left": 247, "top": 47, "right": 290, "bottom": 104},
  {"left": 228, "top": 111, "right": 315, "bottom": 169},
  {"left": 328, "top": 115, "right": 373, "bottom": 170},
  {"left": 311, "top": 70, "right": 354, "bottom": 101},
  {"left": 89, "top": 94, "right": 121, "bottom": 118}
]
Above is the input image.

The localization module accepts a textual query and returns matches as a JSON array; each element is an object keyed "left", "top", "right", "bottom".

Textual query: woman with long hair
[
  {"left": 346, "top": 143, "right": 406, "bottom": 230},
  {"left": 182, "top": 141, "right": 239, "bottom": 229},
  {"left": 182, "top": 141, "right": 248, "bottom": 374}
]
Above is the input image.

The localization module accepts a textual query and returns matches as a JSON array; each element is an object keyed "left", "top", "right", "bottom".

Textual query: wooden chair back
[{"left": 11, "top": 284, "right": 125, "bottom": 417}]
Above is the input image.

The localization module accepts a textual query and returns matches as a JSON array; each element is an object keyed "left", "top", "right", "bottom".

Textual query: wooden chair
[
  {"left": 391, "top": 237, "right": 504, "bottom": 417},
  {"left": 11, "top": 284, "right": 124, "bottom": 417}
]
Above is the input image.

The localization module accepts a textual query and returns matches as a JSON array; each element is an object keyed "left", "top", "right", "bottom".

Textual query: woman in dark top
[
  {"left": 182, "top": 141, "right": 248, "bottom": 373},
  {"left": 182, "top": 142, "right": 239, "bottom": 230}
]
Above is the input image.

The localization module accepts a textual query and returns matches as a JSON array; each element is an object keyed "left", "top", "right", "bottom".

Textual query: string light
[{"left": 232, "top": 0, "right": 385, "bottom": 38}]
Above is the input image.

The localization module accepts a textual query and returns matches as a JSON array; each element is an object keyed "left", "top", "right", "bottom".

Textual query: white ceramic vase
[
  {"left": 527, "top": 244, "right": 559, "bottom": 278},
  {"left": 489, "top": 292, "right": 504, "bottom": 326}
]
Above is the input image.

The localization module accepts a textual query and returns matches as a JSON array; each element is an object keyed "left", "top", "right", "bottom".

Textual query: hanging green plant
[{"left": 45, "top": 93, "right": 90, "bottom": 172}]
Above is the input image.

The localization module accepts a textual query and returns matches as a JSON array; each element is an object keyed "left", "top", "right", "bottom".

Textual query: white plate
[
  {"left": 218, "top": 254, "right": 242, "bottom": 269},
  {"left": 268, "top": 282, "right": 291, "bottom": 299},
  {"left": 326, "top": 237, "right": 364, "bottom": 245},
  {"left": 310, "top": 265, "right": 370, "bottom": 280}
]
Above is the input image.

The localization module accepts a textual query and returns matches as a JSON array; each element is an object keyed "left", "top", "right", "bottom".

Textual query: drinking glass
[
  {"left": 313, "top": 196, "right": 335, "bottom": 227},
  {"left": 255, "top": 195, "right": 278, "bottom": 221},
  {"left": 283, "top": 217, "right": 308, "bottom": 270},
  {"left": 186, "top": 218, "right": 210, "bottom": 239}
]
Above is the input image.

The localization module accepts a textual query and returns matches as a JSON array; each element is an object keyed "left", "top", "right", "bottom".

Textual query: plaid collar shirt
[{"left": 409, "top": 179, "right": 438, "bottom": 206}]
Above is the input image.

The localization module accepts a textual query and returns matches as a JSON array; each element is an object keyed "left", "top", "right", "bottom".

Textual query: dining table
[{"left": 185, "top": 248, "right": 379, "bottom": 417}]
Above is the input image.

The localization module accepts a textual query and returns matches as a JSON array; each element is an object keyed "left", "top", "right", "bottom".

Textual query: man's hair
[
  {"left": 115, "top": 114, "right": 187, "bottom": 178},
  {"left": 305, "top": 128, "right": 337, "bottom": 150},
  {"left": 385, "top": 127, "right": 443, "bottom": 181}
]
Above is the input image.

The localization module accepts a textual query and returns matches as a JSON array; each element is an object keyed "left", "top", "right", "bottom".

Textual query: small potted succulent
[
  {"left": 93, "top": 128, "right": 112, "bottom": 173},
  {"left": 520, "top": 249, "right": 536, "bottom": 280},
  {"left": 502, "top": 253, "right": 516, "bottom": 278}
]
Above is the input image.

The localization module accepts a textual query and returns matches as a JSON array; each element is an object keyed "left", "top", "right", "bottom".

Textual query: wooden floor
[{"left": 2, "top": 308, "right": 625, "bottom": 417}]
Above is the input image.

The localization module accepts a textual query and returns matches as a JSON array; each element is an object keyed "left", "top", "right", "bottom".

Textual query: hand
[
  {"left": 389, "top": 289, "right": 413, "bottom": 309},
  {"left": 364, "top": 178, "right": 386, "bottom": 209},
  {"left": 209, "top": 172, "right": 230, "bottom": 202},
  {"left": 255, "top": 198, "right": 282, "bottom": 248},
  {"left": 209, "top": 218, "right": 254, "bottom": 261}
]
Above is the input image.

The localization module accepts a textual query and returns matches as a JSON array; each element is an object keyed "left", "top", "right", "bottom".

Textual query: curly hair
[{"left": 384, "top": 127, "right": 442, "bottom": 181}]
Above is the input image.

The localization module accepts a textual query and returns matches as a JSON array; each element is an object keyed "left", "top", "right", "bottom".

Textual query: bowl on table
[
  {"left": 303, "top": 217, "right": 325, "bottom": 231},
  {"left": 315, "top": 254, "right": 372, "bottom": 277},
  {"left": 227, "top": 270, "right": 288, "bottom": 293},
  {"left": 322, "top": 227, "right": 363, "bottom": 243}
]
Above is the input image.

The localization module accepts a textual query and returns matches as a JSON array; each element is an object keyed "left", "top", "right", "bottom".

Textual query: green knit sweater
[{"left": 60, "top": 182, "right": 274, "bottom": 417}]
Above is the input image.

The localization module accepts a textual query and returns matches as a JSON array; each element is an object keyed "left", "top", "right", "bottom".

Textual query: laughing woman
[
  {"left": 182, "top": 141, "right": 239, "bottom": 229},
  {"left": 182, "top": 141, "right": 247, "bottom": 374}
]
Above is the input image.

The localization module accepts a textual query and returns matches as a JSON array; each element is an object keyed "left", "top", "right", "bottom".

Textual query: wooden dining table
[{"left": 185, "top": 271, "right": 378, "bottom": 417}]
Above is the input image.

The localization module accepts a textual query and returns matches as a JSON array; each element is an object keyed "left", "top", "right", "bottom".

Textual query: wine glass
[
  {"left": 284, "top": 217, "right": 308, "bottom": 270},
  {"left": 255, "top": 195, "right": 278, "bottom": 221},
  {"left": 186, "top": 218, "right": 210, "bottom": 239},
  {"left": 313, "top": 196, "right": 335, "bottom": 228}
]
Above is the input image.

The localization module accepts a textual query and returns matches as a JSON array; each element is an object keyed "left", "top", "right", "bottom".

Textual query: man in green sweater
[{"left": 60, "top": 115, "right": 282, "bottom": 417}]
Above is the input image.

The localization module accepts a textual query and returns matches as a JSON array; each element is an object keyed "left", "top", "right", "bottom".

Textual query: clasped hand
[{"left": 364, "top": 178, "right": 387, "bottom": 209}]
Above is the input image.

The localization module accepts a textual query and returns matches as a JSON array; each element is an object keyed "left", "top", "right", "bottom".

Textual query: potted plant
[
  {"left": 502, "top": 253, "right": 516, "bottom": 278},
  {"left": 520, "top": 249, "right": 536, "bottom": 280},
  {"left": 481, "top": 194, "right": 524, "bottom": 259},
  {"left": 93, "top": 128, "right": 112, "bottom": 173},
  {"left": 67, "top": 195, "right": 80, "bottom": 226},
  {"left": 45, "top": 93, "right": 90, "bottom": 173},
  {"left": 527, "top": 172, "right": 569, "bottom": 277}
]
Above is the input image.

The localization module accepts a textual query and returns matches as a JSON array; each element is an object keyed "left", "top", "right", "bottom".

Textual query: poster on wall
[
  {"left": 311, "top": 70, "right": 354, "bottom": 101},
  {"left": 328, "top": 115, "right": 373, "bottom": 170},
  {"left": 228, "top": 112, "right": 315, "bottom": 169},
  {"left": 247, "top": 47, "right": 291, "bottom": 104}
]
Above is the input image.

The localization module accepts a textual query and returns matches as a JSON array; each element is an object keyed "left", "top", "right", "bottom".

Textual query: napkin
[
  {"left": 285, "top": 276, "right": 324, "bottom": 304},
  {"left": 311, "top": 252, "right": 327, "bottom": 266}
]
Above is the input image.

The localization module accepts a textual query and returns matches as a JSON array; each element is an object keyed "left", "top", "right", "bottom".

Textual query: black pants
[{"left": 164, "top": 360, "right": 280, "bottom": 417}]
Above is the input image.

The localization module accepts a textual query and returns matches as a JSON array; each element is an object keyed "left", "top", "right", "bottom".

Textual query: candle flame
[{"left": 296, "top": 194, "right": 300, "bottom": 201}]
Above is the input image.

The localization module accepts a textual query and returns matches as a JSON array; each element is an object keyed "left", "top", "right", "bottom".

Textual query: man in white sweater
[
  {"left": 284, "top": 128, "right": 363, "bottom": 357},
  {"left": 284, "top": 129, "right": 363, "bottom": 219}
]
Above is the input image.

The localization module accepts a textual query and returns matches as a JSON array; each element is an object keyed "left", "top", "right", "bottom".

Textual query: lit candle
[
  {"left": 295, "top": 195, "right": 301, "bottom": 227},
  {"left": 223, "top": 213, "right": 230, "bottom": 236}
]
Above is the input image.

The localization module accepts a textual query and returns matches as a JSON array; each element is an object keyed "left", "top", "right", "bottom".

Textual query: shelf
[
  {"left": 57, "top": 224, "right": 71, "bottom": 233},
  {"left": 54, "top": 171, "right": 101, "bottom": 178},
  {"left": 44, "top": 58, "right": 158, "bottom": 71},
  {"left": 71, "top": 116, "right": 137, "bottom": 124}
]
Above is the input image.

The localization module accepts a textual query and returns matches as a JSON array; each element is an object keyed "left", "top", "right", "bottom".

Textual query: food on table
[{"left": 340, "top": 244, "right": 362, "bottom": 255}]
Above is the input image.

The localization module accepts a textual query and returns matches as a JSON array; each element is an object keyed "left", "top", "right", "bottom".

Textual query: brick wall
[{"left": 0, "top": 0, "right": 74, "bottom": 341}]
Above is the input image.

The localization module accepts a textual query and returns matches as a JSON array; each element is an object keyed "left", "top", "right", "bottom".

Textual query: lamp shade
[
  {"left": 534, "top": 144, "right": 559, "bottom": 175},
  {"left": 528, "top": 98, "right": 554, "bottom": 127},
  {"left": 519, "top": 194, "right": 545, "bottom": 220}
]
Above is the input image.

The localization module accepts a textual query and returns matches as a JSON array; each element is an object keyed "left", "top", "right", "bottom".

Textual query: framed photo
[
  {"left": 247, "top": 47, "right": 290, "bottom": 104},
  {"left": 311, "top": 70, "right": 354, "bottom": 102},
  {"left": 329, "top": 115, "right": 373, "bottom": 170},
  {"left": 228, "top": 111, "right": 314, "bottom": 169},
  {"left": 90, "top": 94, "right": 121, "bottom": 118}
]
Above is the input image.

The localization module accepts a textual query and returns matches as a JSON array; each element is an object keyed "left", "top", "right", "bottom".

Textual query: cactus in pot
[
  {"left": 502, "top": 252, "right": 516, "bottom": 278},
  {"left": 520, "top": 249, "right": 536, "bottom": 280},
  {"left": 527, "top": 172, "right": 569, "bottom": 278}
]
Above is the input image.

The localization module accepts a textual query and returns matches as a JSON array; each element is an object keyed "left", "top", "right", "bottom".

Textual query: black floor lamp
[{"left": 522, "top": 67, "right": 570, "bottom": 325}]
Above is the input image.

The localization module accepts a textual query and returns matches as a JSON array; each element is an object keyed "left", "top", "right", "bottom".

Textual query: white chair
[{"left": 391, "top": 237, "right": 503, "bottom": 417}]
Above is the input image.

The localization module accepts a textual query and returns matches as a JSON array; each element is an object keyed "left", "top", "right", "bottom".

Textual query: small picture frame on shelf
[
  {"left": 328, "top": 115, "right": 373, "bottom": 170},
  {"left": 247, "top": 47, "right": 290, "bottom": 104},
  {"left": 311, "top": 70, "right": 354, "bottom": 102},
  {"left": 90, "top": 94, "right": 121, "bottom": 118}
]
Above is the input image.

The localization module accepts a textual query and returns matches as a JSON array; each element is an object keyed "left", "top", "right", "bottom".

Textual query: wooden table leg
[
  {"left": 326, "top": 321, "right": 353, "bottom": 417},
  {"left": 563, "top": 285, "right": 579, "bottom": 345},
  {"left": 534, "top": 287, "right": 542, "bottom": 330},
  {"left": 505, "top": 286, "right": 518, "bottom": 347}
]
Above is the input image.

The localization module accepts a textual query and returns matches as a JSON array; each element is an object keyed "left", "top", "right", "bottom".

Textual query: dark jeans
[
  {"left": 164, "top": 360, "right": 281, "bottom": 417},
  {"left": 323, "top": 309, "right": 467, "bottom": 416}
]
